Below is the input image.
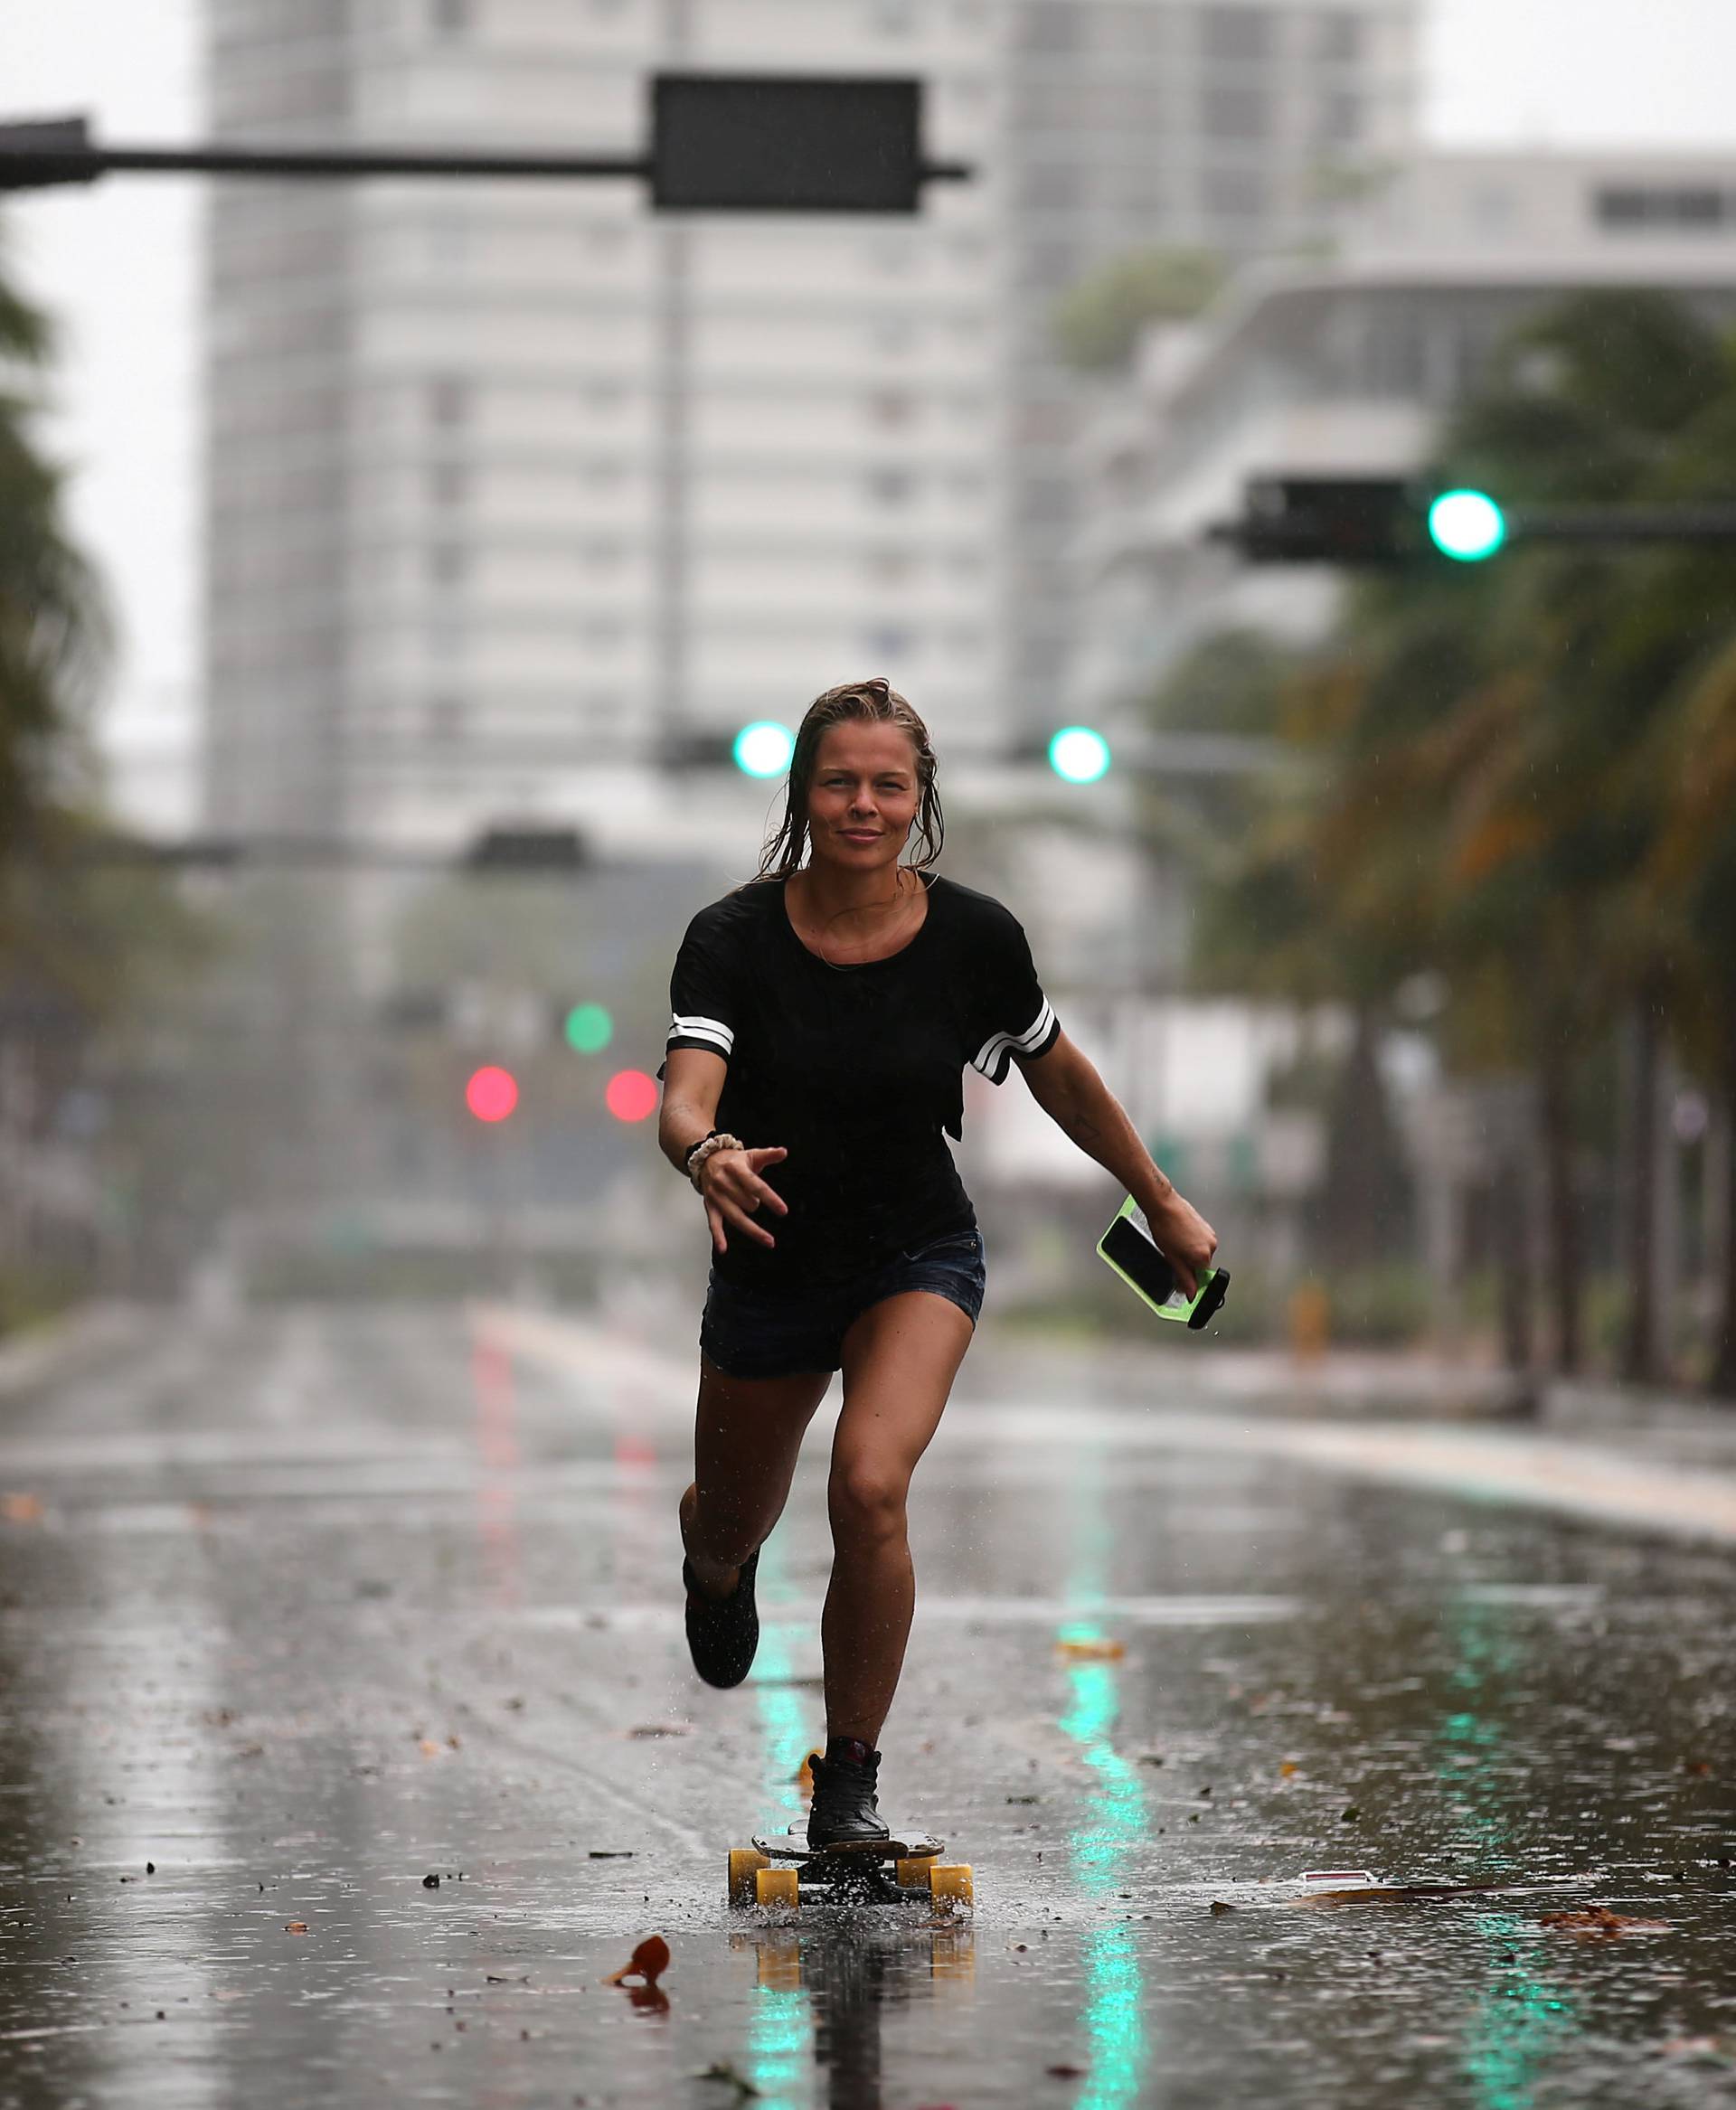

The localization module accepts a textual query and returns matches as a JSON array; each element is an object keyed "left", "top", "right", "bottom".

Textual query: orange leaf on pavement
[{"left": 603, "top": 1936, "right": 670, "bottom": 1987}]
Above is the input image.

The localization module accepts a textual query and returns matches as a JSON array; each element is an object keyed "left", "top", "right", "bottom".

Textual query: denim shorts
[{"left": 698, "top": 1224, "right": 986, "bottom": 1381}]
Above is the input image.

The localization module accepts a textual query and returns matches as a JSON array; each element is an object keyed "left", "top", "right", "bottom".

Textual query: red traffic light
[
  {"left": 605, "top": 1069, "right": 658, "bottom": 1123},
  {"left": 466, "top": 1066, "right": 519, "bottom": 1123}
]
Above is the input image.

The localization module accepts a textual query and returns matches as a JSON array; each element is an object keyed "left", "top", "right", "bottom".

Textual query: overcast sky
[{"left": 3, "top": 0, "right": 1735, "bottom": 824}]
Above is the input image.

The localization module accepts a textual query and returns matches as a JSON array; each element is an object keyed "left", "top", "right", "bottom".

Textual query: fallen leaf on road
[
  {"left": 1278, "top": 1762, "right": 1300, "bottom": 1779},
  {"left": 1539, "top": 1907, "right": 1670, "bottom": 1936},
  {"left": 694, "top": 2060, "right": 760, "bottom": 2098},
  {"left": 419, "top": 1740, "right": 444, "bottom": 1759},
  {"left": 604, "top": 1936, "right": 670, "bottom": 1988},
  {"left": 2, "top": 1493, "right": 43, "bottom": 1524},
  {"left": 284, "top": 1922, "right": 308, "bottom": 1935},
  {"left": 1056, "top": 1638, "right": 1124, "bottom": 1662}
]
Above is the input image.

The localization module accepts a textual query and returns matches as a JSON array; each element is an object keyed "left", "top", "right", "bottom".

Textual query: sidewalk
[{"left": 0, "top": 1300, "right": 159, "bottom": 1405}]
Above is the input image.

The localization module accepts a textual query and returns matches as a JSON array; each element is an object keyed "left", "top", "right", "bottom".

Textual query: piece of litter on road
[
  {"left": 1538, "top": 1907, "right": 1671, "bottom": 1936},
  {"left": 284, "top": 1922, "right": 308, "bottom": 1935},
  {"left": 603, "top": 1937, "right": 669, "bottom": 1987},
  {"left": 693, "top": 2059, "right": 760, "bottom": 2098},
  {"left": 589, "top": 1850, "right": 635, "bottom": 1859}
]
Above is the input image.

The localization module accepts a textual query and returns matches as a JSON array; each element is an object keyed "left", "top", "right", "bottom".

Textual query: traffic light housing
[{"left": 1212, "top": 476, "right": 1507, "bottom": 566}]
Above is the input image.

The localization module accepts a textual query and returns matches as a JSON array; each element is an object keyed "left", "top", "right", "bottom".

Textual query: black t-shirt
[{"left": 656, "top": 870, "right": 1061, "bottom": 1292}]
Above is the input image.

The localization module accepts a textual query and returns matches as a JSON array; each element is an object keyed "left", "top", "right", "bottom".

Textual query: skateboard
[{"left": 728, "top": 1817, "right": 973, "bottom": 1910}]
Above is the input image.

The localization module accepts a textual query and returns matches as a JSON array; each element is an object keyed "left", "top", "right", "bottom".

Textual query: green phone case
[{"left": 1096, "top": 1195, "right": 1229, "bottom": 1329}]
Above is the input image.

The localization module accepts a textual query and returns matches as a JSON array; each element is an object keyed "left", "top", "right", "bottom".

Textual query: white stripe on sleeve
[
  {"left": 666, "top": 1012, "right": 734, "bottom": 1058},
  {"left": 970, "top": 996, "right": 1056, "bottom": 1082}
]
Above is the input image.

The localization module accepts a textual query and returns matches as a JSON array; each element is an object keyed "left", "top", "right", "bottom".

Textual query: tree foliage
[{"left": 1051, "top": 248, "right": 1227, "bottom": 372}]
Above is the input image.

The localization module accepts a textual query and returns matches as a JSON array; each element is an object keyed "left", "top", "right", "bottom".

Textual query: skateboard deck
[
  {"left": 752, "top": 1817, "right": 941, "bottom": 1863},
  {"left": 729, "top": 1821, "right": 971, "bottom": 1910}
]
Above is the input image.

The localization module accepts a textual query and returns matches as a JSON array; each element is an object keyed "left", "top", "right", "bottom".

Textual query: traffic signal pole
[{"left": 0, "top": 99, "right": 971, "bottom": 203}]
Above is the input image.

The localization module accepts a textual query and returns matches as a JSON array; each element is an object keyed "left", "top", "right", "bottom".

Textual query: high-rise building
[
  {"left": 203, "top": 1, "right": 1412, "bottom": 848},
  {"left": 203, "top": 0, "right": 1006, "bottom": 851}
]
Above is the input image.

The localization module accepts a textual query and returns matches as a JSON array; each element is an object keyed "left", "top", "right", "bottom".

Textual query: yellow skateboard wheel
[
  {"left": 755, "top": 1865, "right": 800, "bottom": 1908},
  {"left": 927, "top": 1863, "right": 974, "bottom": 1909},
  {"left": 728, "top": 1848, "right": 769, "bottom": 1909}
]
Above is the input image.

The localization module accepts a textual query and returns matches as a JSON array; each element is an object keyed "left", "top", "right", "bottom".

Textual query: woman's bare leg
[
  {"left": 823, "top": 1291, "right": 975, "bottom": 1745},
  {"left": 681, "top": 1351, "right": 832, "bottom": 1597}
]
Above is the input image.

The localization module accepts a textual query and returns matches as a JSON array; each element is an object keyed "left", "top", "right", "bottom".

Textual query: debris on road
[
  {"left": 1539, "top": 1907, "right": 1671, "bottom": 1936},
  {"left": 603, "top": 1936, "right": 670, "bottom": 1989},
  {"left": 1056, "top": 1637, "right": 1124, "bottom": 1662}
]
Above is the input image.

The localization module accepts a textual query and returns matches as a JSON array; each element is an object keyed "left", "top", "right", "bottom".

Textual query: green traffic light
[
  {"left": 1428, "top": 489, "right": 1505, "bottom": 562},
  {"left": 732, "top": 721, "right": 795, "bottom": 777},
  {"left": 1047, "top": 727, "right": 1111, "bottom": 784},
  {"left": 563, "top": 1002, "right": 613, "bottom": 1054}
]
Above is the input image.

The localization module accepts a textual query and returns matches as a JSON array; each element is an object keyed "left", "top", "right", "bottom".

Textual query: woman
[{"left": 656, "top": 677, "right": 1216, "bottom": 1848}]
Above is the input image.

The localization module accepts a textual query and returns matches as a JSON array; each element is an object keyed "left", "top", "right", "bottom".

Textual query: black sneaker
[
  {"left": 683, "top": 1549, "right": 760, "bottom": 1689},
  {"left": 807, "top": 1747, "right": 891, "bottom": 1851}
]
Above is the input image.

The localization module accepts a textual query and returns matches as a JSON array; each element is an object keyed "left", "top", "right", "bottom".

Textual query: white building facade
[
  {"left": 1069, "top": 150, "right": 1736, "bottom": 726},
  {"left": 203, "top": 0, "right": 1010, "bottom": 855}
]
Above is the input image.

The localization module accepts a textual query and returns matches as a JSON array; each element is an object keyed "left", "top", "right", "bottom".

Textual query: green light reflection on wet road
[
  {"left": 747, "top": 1536, "right": 816, "bottom": 2109},
  {"left": 1439, "top": 1597, "right": 1577, "bottom": 2108},
  {"left": 1055, "top": 1438, "right": 1152, "bottom": 2110}
]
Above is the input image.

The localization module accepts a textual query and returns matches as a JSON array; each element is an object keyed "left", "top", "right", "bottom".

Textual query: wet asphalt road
[{"left": 0, "top": 1305, "right": 1731, "bottom": 2109}]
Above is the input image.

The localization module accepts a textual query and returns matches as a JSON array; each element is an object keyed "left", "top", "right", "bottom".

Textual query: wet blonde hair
[{"left": 736, "top": 675, "right": 944, "bottom": 890}]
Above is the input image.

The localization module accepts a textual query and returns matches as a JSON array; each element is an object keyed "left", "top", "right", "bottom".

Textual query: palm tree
[{"left": 0, "top": 235, "right": 109, "bottom": 864}]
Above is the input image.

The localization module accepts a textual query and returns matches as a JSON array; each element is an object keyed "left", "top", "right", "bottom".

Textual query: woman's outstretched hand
[
  {"left": 699, "top": 1146, "right": 788, "bottom": 1253},
  {"left": 1148, "top": 1189, "right": 1218, "bottom": 1300}
]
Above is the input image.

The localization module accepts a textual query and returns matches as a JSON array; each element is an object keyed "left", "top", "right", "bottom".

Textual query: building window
[
  {"left": 1203, "top": 166, "right": 1269, "bottom": 221},
  {"left": 1203, "top": 85, "right": 1272, "bottom": 142},
  {"left": 427, "top": 696, "right": 467, "bottom": 741},
  {"left": 1021, "top": 166, "right": 1083, "bottom": 213},
  {"left": 864, "top": 626, "right": 916, "bottom": 658},
  {"left": 1314, "top": 11, "right": 1363, "bottom": 63},
  {"left": 429, "top": 462, "right": 467, "bottom": 506},
  {"left": 431, "top": 0, "right": 470, "bottom": 33},
  {"left": 429, "top": 543, "right": 467, "bottom": 589},
  {"left": 1202, "top": 6, "right": 1273, "bottom": 62},
  {"left": 1596, "top": 184, "right": 1728, "bottom": 229},
  {"left": 1022, "top": 2, "right": 1082, "bottom": 53},
  {"left": 428, "top": 375, "right": 468, "bottom": 427},
  {"left": 867, "top": 550, "right": 914, "bottom": 586},
  {"left": 868, "top": 390, "right": 916, "bottom": 429},
  {"left": 1315, "top": 88, "right": 1363, "bottom": 143},
  {"left": 868, "top": 469, "right": 915, "bottom": 506}
]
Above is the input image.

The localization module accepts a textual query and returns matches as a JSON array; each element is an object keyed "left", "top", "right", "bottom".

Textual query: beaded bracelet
[{"left": 686, "top": 1131, "right": 746, "bottom": 1192}]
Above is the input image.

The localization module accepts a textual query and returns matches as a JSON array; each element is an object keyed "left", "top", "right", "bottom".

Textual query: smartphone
[{"left": 1096, "top": 1195, "right": 1229, "bottom": 1331}]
